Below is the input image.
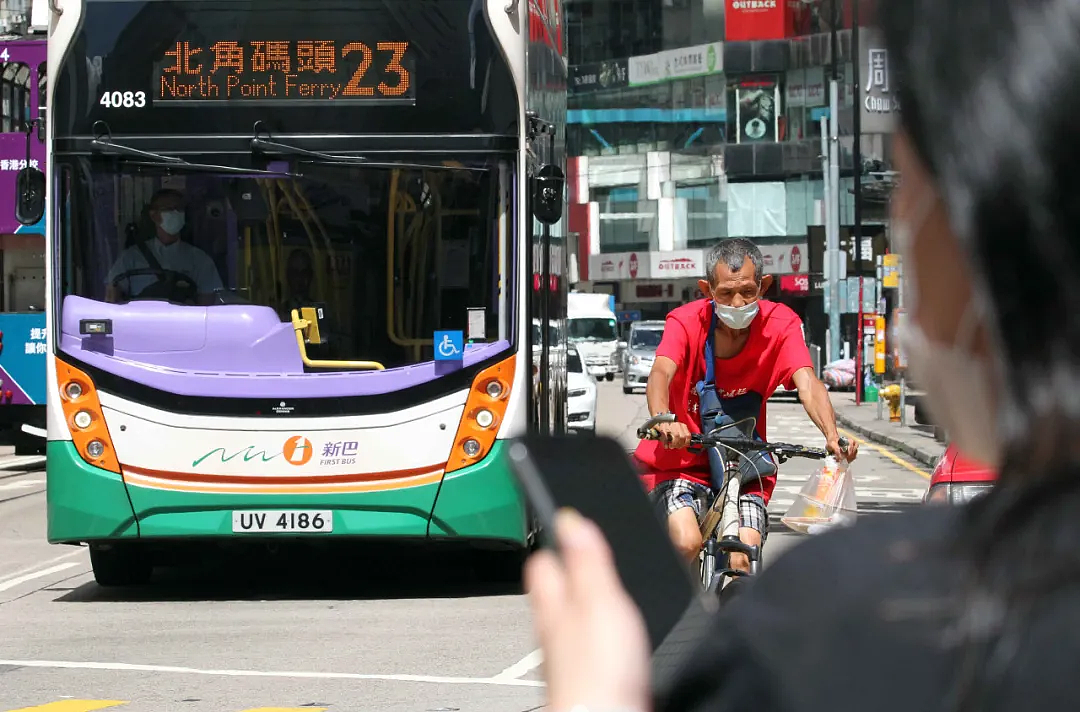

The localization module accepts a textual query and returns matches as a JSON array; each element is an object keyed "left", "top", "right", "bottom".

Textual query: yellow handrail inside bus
[
  {"left": 291, "top": 308, "right": 384, "bottom": 370},
  {"left": 385, "top": 167, "right": 481, "bottom": 361},
  {"left": 386, "top": 169, "right": 432, "bottom": 351}
]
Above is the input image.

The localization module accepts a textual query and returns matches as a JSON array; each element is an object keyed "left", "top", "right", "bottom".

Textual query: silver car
[{"left": 621, "top": 320, "right": 665, "bottom": 394}]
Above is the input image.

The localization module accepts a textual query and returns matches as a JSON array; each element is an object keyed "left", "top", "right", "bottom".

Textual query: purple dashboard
[{"left": 59, "top": 296, "right": 510, "bottom": 399}]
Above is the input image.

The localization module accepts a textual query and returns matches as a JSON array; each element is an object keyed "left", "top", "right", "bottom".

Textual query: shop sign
[
  {"left": 570, "top": 59, "right": 629, "bottom": 94},
  {"left": 759, "top": 242, "right": 807, "bottom": 275},
  {"left": 779, "top": 274, "right": 810, "bottom": 294},
  {"left": 860, "top": 28, "right": 900, "bottom": 134},
  {"left": 725, "top": 0, "right": 785, "bottom": 42},
  {"left": 649, "top": 249, "right": 705, "bottom": 277},
  {"left": 588, "top": 251, "right": 649, "bottom": 280},
  {"left": 628, "top": 42, "right": 723, "bottom": 87}
]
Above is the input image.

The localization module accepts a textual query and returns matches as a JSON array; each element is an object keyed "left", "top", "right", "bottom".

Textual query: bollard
[{"left": 880, "top": 384, "right": 902, "bottom": 422}]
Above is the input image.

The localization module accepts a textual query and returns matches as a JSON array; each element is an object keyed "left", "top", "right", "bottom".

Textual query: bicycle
[{"left": 637, "top": 412, "right": 849, "bottom": 599}]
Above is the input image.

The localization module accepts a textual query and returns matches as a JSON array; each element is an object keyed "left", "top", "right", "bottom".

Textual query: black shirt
[{"left": 655, "top": 502, "right": 1080, "bottom": 712}]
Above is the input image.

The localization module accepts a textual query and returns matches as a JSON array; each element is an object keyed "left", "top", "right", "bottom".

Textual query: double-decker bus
[
  {"left": 0, "top": 34, "right": 47, "bottom": 455},
  {"left": 32, "top": 0, "right": 568, "bottom": 585}
]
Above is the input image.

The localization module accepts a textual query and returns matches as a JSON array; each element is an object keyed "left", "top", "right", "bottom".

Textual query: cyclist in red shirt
[{"left": 635, "top": 238, "right": 858, "bottom": 572}]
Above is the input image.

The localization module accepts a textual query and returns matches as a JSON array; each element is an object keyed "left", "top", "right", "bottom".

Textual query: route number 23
[
  {"left": 341, "top": 42, "right": 410, "bottom": 97},
  {"left": 99, "top": 91, "right": 147, "bottom": 108}
]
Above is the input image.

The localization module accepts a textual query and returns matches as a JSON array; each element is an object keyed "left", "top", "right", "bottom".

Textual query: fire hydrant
[{"left": 881, "top": 384, "right": 902, "bottom": 422}]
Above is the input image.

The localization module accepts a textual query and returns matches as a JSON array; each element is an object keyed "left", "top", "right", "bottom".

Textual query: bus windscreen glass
[{"left": 55, "top": 157, "right": 513, "bottom": 388}]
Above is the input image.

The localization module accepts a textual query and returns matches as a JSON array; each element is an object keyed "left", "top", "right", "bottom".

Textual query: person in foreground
[
  {"left": 636, "top": 237, "right": 857, "bottom": 572},
  {"left": 526, "top": 0, "right": 1080, "bottom": 709}
]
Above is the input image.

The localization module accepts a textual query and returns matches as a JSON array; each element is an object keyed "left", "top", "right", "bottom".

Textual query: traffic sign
[{"left": 434, "top": 330, "right": 464, "bottom": 361}]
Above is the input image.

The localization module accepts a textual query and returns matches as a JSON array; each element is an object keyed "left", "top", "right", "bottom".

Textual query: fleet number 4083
[{"left": 99, "top": 91, "right": 147, "bottom": 108}]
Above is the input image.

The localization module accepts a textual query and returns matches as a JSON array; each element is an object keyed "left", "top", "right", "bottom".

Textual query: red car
[{"left": 923, "top": 443, "right": 997, "bottom": 505}]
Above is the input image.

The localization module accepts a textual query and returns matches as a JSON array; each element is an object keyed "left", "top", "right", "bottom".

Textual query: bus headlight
[
  {"left": 475, "top": 409, "right": 495, "bottom": 428},
  {"left": 462, "top": 438, "right": 482, "bottom": 457},
  {"left": 55, "top": 357, "right": 121, "bottom": 474},
  {"left": 446, "top": 355, "right": 515, "bottom": 473}
]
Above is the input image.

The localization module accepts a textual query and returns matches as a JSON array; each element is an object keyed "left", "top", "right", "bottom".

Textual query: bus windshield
[
  {"left": 568, "top": 317, "right": 616, "bottom": 342},
  {"left": 55, "top": 156, "right": 512, "bottom": 372}
]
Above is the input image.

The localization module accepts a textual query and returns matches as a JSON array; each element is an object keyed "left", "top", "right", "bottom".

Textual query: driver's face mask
[{"left": 158, "top": 210, "right": 185, "bottom": 236}]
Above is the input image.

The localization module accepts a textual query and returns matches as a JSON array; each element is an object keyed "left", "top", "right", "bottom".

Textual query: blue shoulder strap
[{"left": 702, "top": 302, "right": 716, "bottom": 388}]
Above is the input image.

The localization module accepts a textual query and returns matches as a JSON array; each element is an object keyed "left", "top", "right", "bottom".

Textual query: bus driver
[{"left": 104, "top": 188, "right": 223, "bottom": 305}]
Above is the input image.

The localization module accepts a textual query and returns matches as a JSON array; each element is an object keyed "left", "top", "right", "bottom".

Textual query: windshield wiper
[
  {"left": 91, "top": 136, "right": 186, "bottom": 164},
  {"left": 251, "top": 122, "right": 489, "bottom": 172},
  {"left": 89, "top": 121, "right": 297, "bottom": 176}
]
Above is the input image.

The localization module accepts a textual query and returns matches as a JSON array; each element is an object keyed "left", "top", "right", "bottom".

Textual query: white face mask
[
  {"left": 158, "top": 210, "right": 185, "bottom": 236},
  {"left": 894, "top": 190, "right": 1001, "bottom": 467},
  {"left": 715, "top": 300, "right": 759, "bottom": 330}
]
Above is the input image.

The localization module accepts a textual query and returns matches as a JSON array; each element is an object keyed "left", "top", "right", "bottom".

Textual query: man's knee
[{"left": 668, "top": 507, "right": 702, "bottom": 561}]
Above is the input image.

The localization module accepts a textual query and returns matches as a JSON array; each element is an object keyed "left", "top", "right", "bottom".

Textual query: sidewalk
[{"left": 829, "top": 391, "right": 946, "bottom": 468}]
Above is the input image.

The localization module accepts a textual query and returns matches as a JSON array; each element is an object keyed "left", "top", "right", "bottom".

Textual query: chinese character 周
[{"left": 865, "top": 49, "right": 888, "bottom": 93}]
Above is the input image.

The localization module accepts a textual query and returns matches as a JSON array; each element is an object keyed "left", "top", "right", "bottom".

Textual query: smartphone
[{"left": 506, "top": 435, "right": 715, "bottom": 694}]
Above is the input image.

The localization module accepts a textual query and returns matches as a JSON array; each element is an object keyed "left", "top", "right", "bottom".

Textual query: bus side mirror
[
  {"left": 15, "top": 166, "right": 45, "bottom": 226},
  {"left": 531, "top": 164, "right": 564, "bottom": 226}
]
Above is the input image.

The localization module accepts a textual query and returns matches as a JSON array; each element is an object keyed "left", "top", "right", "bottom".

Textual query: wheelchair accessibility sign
[{"left": 434, "top": 330, "right": 464, "bottom": 361}]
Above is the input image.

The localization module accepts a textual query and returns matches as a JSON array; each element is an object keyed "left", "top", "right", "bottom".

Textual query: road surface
[{"left": 0, "top": 384, "right": 932, "bottom": 711}]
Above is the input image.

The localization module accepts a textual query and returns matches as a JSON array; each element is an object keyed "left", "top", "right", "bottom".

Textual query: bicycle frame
[
  {"left": 696, "top": 418, "right": 763, "bottom": 593},
  {"left": 636, "top": 412, "right": 843, "bottom": 598}
]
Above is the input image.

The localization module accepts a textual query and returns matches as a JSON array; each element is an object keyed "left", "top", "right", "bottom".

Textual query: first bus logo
[{"left": 283, "top": 436, "right": 314, "bottom": 466}]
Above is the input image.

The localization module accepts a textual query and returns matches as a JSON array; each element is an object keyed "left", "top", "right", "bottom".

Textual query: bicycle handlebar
[{"left": 636, "top": 412, "right": 850, "bottom": 461}]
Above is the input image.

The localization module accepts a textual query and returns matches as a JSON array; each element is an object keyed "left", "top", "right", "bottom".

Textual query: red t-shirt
[{"left": 633, "top": 298, "right": 812, "bottom": 504}]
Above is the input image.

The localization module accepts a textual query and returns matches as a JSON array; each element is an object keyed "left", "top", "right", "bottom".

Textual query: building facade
[{"left": 565, "top": 0, "right": 899, "bottom": 353}]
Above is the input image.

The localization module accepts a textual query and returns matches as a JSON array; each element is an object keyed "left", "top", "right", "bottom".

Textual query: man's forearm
[
  {"left": 799, "top": 379, "right": 840, "bottom": 441},
  {"left": 646, "top": 370, "right": 672, "bottom": 417}
]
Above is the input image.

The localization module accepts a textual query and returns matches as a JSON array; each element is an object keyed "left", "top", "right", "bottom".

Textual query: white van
[{"left": 567, "top": 292, "right": 620, "bottom": 381}]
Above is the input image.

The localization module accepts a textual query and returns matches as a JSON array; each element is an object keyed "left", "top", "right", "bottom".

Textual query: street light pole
[
  {"left": 824, "top": 0, "right": 842, "bottom": 365},
  {"left": 853, "top": 0, "right": 864, "bottom": 404}
]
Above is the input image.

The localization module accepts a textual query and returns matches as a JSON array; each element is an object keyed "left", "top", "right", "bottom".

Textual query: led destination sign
[{"left": 155, "top": 39, "right": 414, "bottom": 104}]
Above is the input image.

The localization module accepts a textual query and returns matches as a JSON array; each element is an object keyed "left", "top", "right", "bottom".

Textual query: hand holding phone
[{"left": 507, "top": 435, "right": 714, "bottom": 697}]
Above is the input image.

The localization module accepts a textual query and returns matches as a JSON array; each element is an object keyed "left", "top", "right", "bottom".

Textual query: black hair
[
  {"left": 879, "top": 0, "right": 1080, "bottom": 707},
  {"left": 149, "top": 188, "right": 184, "bottom": 210}
]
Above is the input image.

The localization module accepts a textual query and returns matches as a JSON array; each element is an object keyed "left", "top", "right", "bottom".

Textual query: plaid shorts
[{"left": 650, "top": 478, "right": 769, "bottom": 541}]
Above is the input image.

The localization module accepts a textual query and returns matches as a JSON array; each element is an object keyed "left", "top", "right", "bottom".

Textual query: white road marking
[
  {"left": 0, "top": 563, "right": 80, "bottom": 592},
  {"left": 494, "top": 649, "right": 543, "bottom": 680},
  {"left": 0, "top": 478, "right": 44, "bottom": 492},
  {"left": 0, "top": 455, "right": 46, "bottom": 471},
  {"left": 0, "top": 548, "right": 86, "bottom": 586},
  {"left": 771, "top": 484, "right": 926, "bottom": 500},
  {"left": 0, "top": 659, "right": 546, "bottom": 688}
]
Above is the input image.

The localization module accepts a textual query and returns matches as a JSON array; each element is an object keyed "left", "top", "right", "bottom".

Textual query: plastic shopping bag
[{"left": 780, "top": 456, "right": 858, "bottom": 535}]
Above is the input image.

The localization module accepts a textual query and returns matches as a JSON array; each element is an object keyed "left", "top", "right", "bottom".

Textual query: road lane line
[
  {"left": 0, "top": 549, "right": 86, "bottom": 586},
  {"left": 837, "top": 428, "right": 931, "bottom": 480},
  {"left": 241, "top": 709, "right": 327, "bottom": 712},
  {"left": 6, "top": 701, "right": 127, "bottom": 712},
  {"left": 0, "top": 660, "right": 545, "bottom": 688},
  {"left": 493, "top": 648, "right": 542, "bottom": 680},
  {"left": 0, "top": 563, "right": 80, "bottom": 593},
  {"left": 0, "top": 479, "right": 44, "bottom": 492}
]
